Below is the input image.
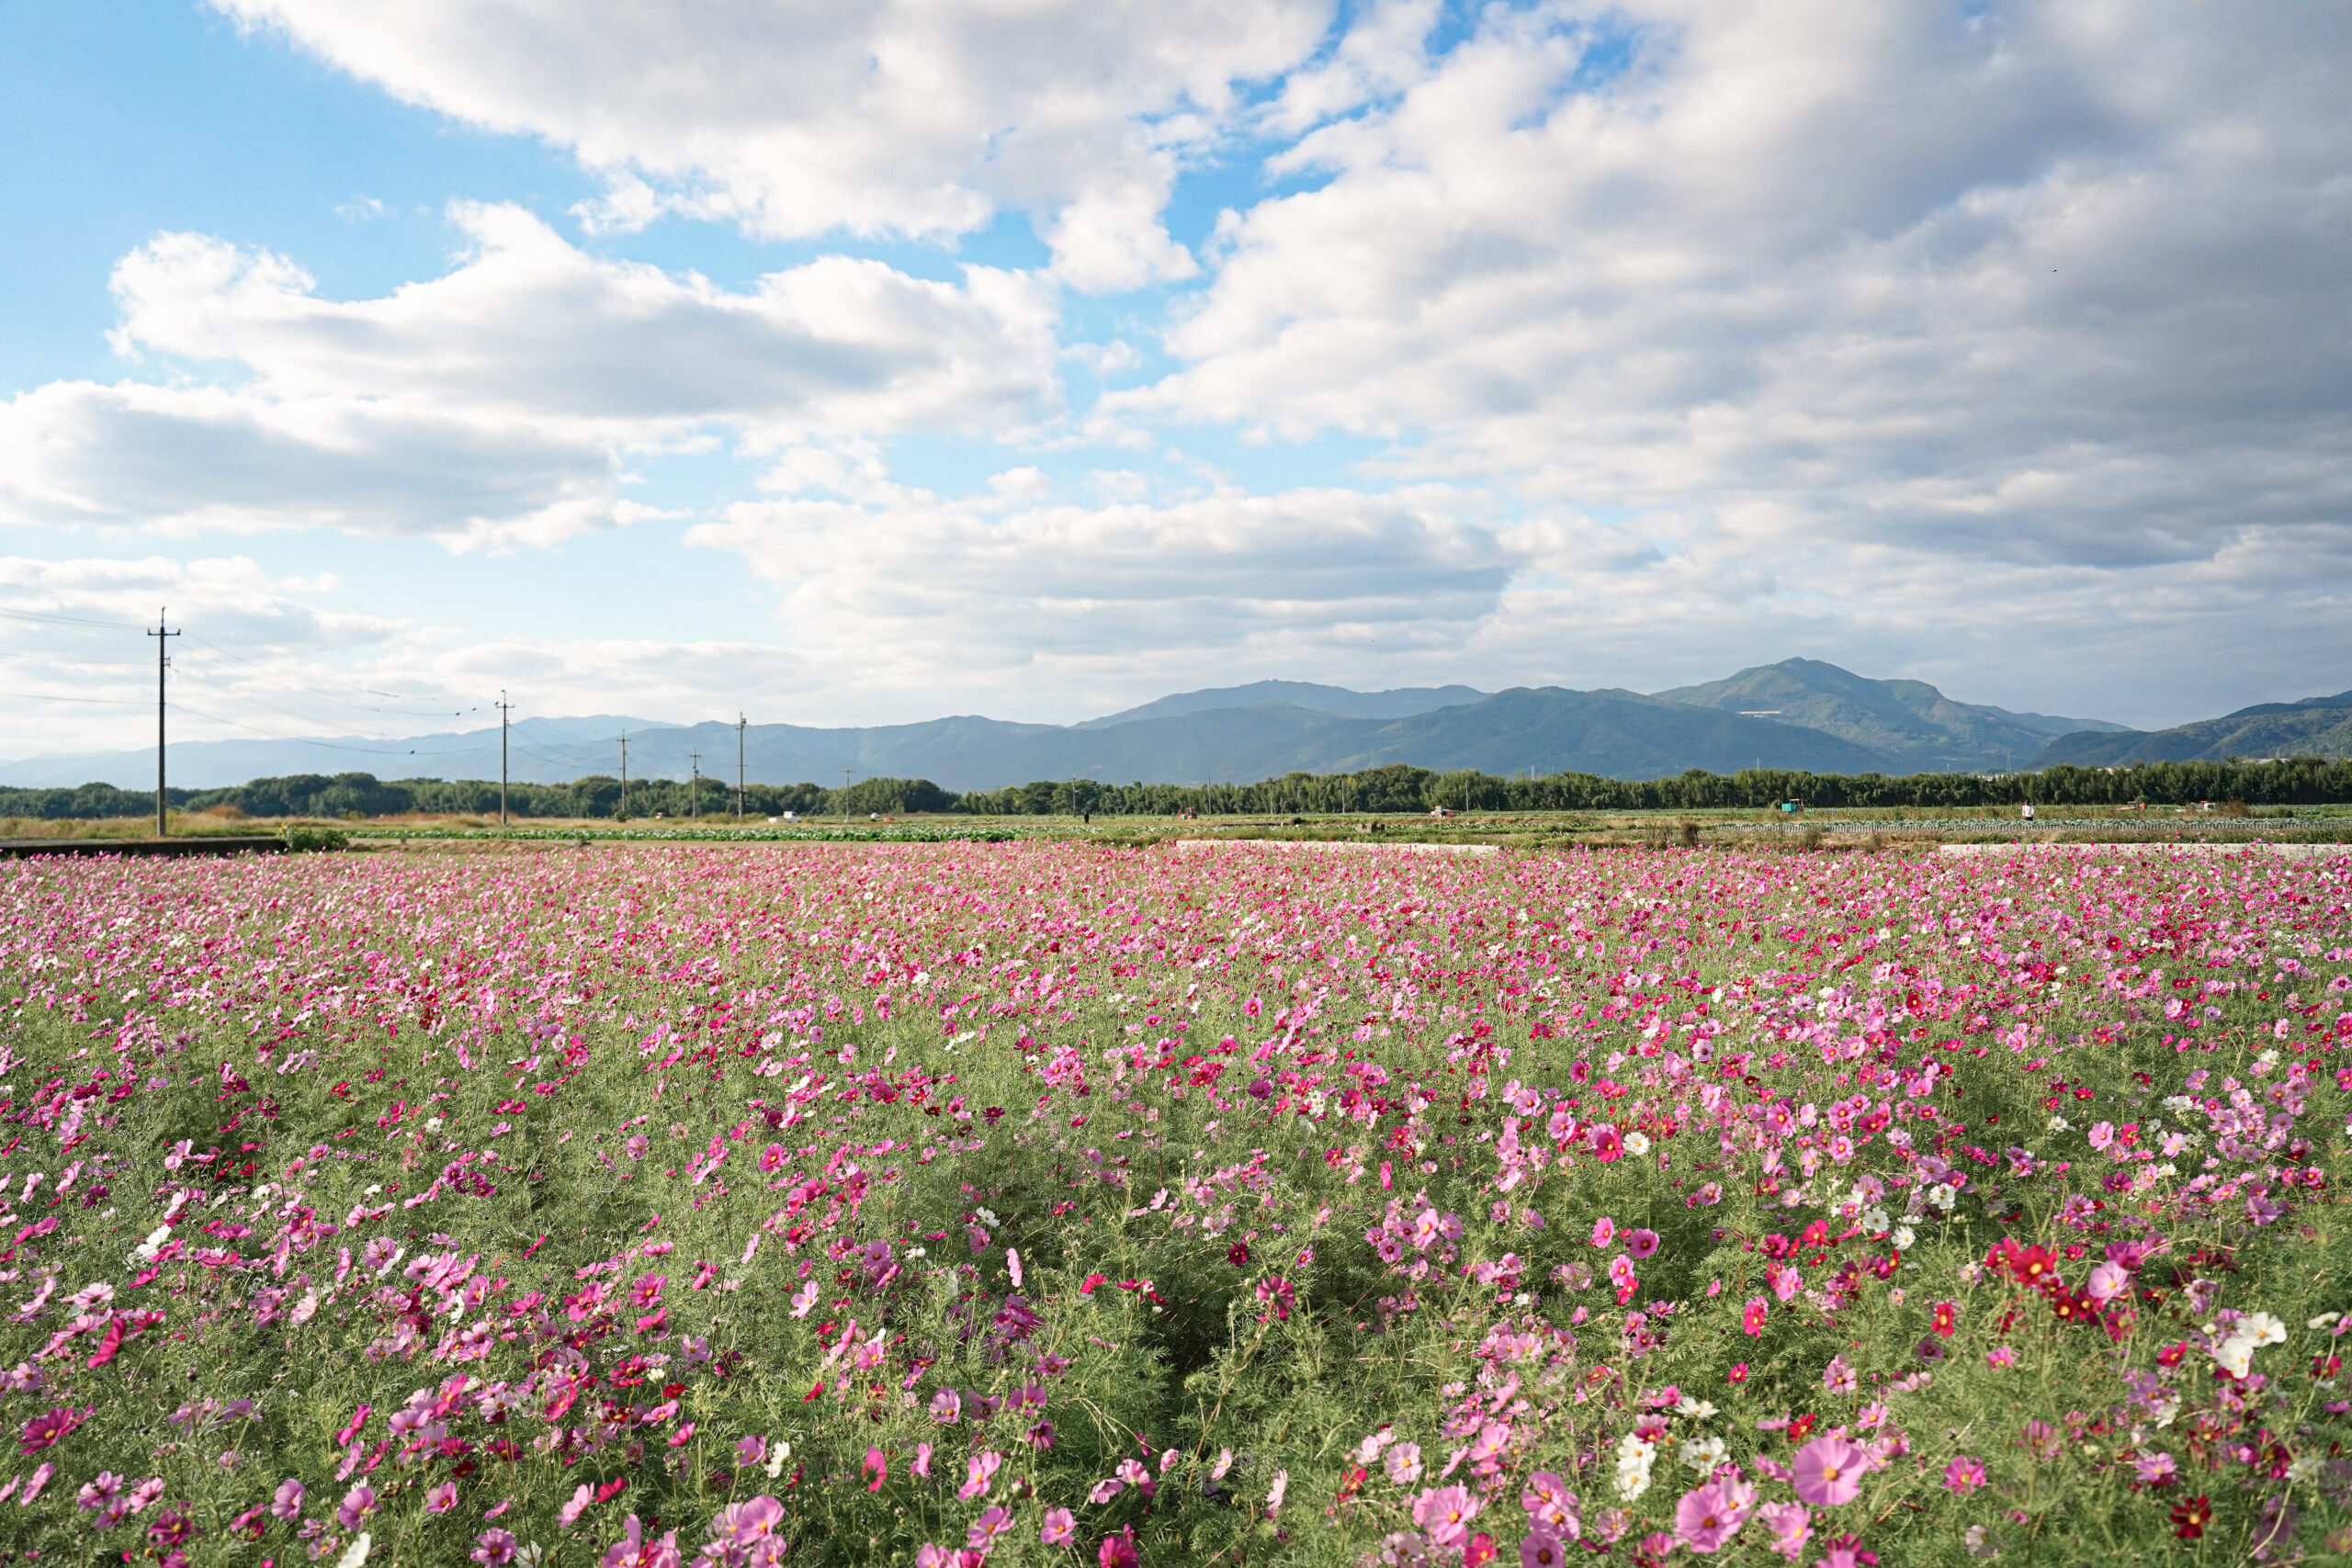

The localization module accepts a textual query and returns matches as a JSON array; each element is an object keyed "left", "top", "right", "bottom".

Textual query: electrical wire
[
  {"left": 0, "top": 606, "right": 143, "bottom": 632},
  {"left": 0, "top": 689, "right": 148, "bottom": 706},
  {"left": 178, "top": 632, "right": 479, "bottom": 720}
]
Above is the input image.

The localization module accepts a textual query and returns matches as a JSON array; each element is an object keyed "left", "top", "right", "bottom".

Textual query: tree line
[{"left": 4, "top": 755, "right": 2350, "bottom": 824}]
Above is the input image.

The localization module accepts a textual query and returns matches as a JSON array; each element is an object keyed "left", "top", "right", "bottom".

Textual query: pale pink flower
[
  {"left": 1790, "top": 1438, "right": 1867, "bottom": 1507},
  {"left": 1040, "top": 1506, "right": 1077, "bottom": 1545},
  {"left": 1521, "top": 1470, "right": 1577, "bottom": 1534},
  {"left": 1385, "top": 1442, "right": 1424, "bottom": 1484},
  {"left": 1674, "top": 1478, "right": 1751, "bottom": 1552},
  {"left": 1756, "top": 1500, "right": 1811, "bottom": 1561},
  {"left": 1411, "top": 1483, "right": 1481, "bottom": 1548}
]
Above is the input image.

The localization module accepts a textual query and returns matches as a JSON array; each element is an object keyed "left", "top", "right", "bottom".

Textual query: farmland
[{"left": 0, "top": 840, "right": 2347, "bottom": 1566}]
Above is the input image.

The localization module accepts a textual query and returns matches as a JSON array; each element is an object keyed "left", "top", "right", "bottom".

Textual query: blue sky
[{"left": 2, "top": 0, "right": 2346, "bottom": 757}]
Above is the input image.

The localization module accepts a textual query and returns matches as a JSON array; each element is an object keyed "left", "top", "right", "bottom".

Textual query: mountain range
[
  {"left": 6, "top": 660, "right": 2333, "bottom": 795},
  {"left": 2034, "top": 688, "right": 2352, "bottom": 766}
]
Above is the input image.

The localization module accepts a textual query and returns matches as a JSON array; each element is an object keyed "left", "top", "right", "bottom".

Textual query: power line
[
  {"left": 0, "top": 689, "right": 147, "bottom": 706},
  {"left": 0, "top": 606, "right": 142, "bottom": 632}
]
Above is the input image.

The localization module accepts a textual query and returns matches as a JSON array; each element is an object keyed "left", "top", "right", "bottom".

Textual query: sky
[{"left": 2, "top": 0, "right": 2347, "bottom": 759}]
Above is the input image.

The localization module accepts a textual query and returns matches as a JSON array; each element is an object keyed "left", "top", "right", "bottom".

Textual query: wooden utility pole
[
  {"left": 495, "top": 691, "right": 514, "bottom": 825},
  {"left": 147, "top": 610, "right": 179, "bottom": 836}
]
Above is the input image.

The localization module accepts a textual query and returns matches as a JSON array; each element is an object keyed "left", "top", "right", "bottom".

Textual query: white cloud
[
  {"left": 2, "top": 206, "right": 1059, "bottom": 549},
  {"left": 212, "top": 0, "right": 1337, "bottom": 288},
  {"left": 0, "top": 381, "right": 628, "bottom": 551},
  {"left": 110, "top": 204, "right": 1059, "bottom": 436},
  {"left": 684, "top": 471, "right": 1519, "bottom": 700},
  {"left": 1126, "top": 0, "right": 2352, "bottom": 579}
]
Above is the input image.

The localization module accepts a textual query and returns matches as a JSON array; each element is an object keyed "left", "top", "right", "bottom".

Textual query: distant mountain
[
  {"left": 1075, "top": 681, "right": 1487, "bottom": 729},
  {"left": 0, "top": 660, "right": 2140, "bottom": 793},
  {"left": 1654, "top": 658, "right": 2126, "bottom": 773},
  {"left": 2033, "top": 689, "right": 2352, "bottom": 766},
  {"left": 0, "top": 715, "right": 672, "bottom": 792}
]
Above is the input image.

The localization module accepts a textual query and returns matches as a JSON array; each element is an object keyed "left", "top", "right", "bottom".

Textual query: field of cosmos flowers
[{"left": 0, "top": 840, "right": 2349, "bottom": 1568}]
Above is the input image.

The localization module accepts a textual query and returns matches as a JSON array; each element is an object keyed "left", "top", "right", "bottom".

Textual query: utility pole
[
  {"left": 617, "top": 732, "right": 629, "bottom": 822},
  {"left": 495, "top": 691, "right": 514, "bottom": 826},
  {"left": 689, "top": 751, "right": 702, "bottom": 821},
  {"left": 147, "top": 609, "right": 179, "bottom": 837},
  {"left": 842, "top": 767, "right": 853, "bottom": 822},
  {"left": 735, "top": 714, "right": 747, "bottom": 820}
]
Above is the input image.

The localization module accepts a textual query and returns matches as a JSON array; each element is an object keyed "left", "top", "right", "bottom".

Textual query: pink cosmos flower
[
  {"left": 337, "top": 1482, "right": 378, "bottom": 1529},
  {"left": 472, "top": 1528, "right": 520, "bottom": 1566},
  {"left": 710, "top": 1497, "right": 784, "bottom": 1542},
  {"left": 18, "top": 1405, "right": 85, "bottom": 1453},
  {"left": 1756, "top": 1500, "right": 1811, "bottom": 1561},
  {"left": 737, "top": 1436, "right": 766, "bottom": 1468},
  {"left": 1592, "top": 1126, "right": 1623, "bottom": 1162},
  {"left": 2085, "top": 1261, "right": 2130, "bottom": 1303},
  {"left": 1944, "top": 1457, "right": 1986, "bottom": 1494},
  {"left": 1591, "top": 1217, "right": 1617, "bottom": 1248},
  {"left": 1099, "top": 1525, "right": 1140, "bottom": 1568},
  {"left": 600, "top": 1513, "right": 681, "bottom": 1568},
  {"left": 77, "top": 1472, "right": 123, "bottom": 1512},
  {"left": 1521, "top": 1470, "right": 1577, "bottom": 1533},
  {"left": 1743, "top": 1296, "right": 1770, "bottom": 1337},
  {"left": 1040, "top": 1506, "right": 1077, "bottom": 1545},
  {"left": 967, "top": 1506, "right": 1015, "bottom": 1551},
  {"left": 930, "top": 1389, "right": 962, "bottom": 1424},
  {"left": 2133, "top": 1450, "right": 2177, "bottom": 1484},
  {"left": 1385, "top": 1442, "right": 1424, "bottom": 1484},
  {"left": 1521, "top": 1529, "right": 1569, "bottom": 1568},
  {"left": 914, "top": 1441, "right": 933, "bottom": 1479},
  {"left": 272, "top": 1477, "right": 305, "bottom": 1520},
  {"left": 559, "top": 1483, "right": 594, "bottom": 1528},
  {"left": 1790, "top": 1438, "right": 1867, "bottom": 1507},
  {"left": 864, "top": 1447, "right": 888, "bottom": 1491},
  {"left": 1674, "top": 1479, "right": 1752, "bottom": 1552},
  {"left": 1626, "top": 1229, "right": 1659, "bottom": 1261},
  {"left": 426, "top": 1481, "right": 459, "bottom": 1513},
  {"left": 18, "top": 1462, "right": 53, "bottom": 1504},
  {"left": 1811, "top": 1533, "right": 1878, "bottom": 1568},
  {"left": 957, "top": 1450, "right": 1002, "bottom": 1501},
  {"left": 1411, "top": 1483, "right": 1482, "bottom": 1547}
]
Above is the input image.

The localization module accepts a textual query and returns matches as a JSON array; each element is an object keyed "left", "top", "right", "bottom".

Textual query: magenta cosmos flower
[{"left": 1790, "top": 1437, "right": 1869, "bottom": 1507}]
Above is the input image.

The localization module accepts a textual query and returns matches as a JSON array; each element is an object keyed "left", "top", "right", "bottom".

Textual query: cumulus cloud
[
  {"left": 1128, "top": 0, "right": 2352, "bottom": 578},
  {"left": 684, "top": 471, "right": 1519, "bottom": 699},
  {"left": 2, "top": 206, "right": 1059, "bottom": 548},
  {"left": 109, "top": 204, "right": 1058, "bottom": 434},
  {"left": 210, "top": 0, "right": 1336, "bottom": 288},
  {"left": 0, "top": 381, "right": 631, "bottom": 551}
]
